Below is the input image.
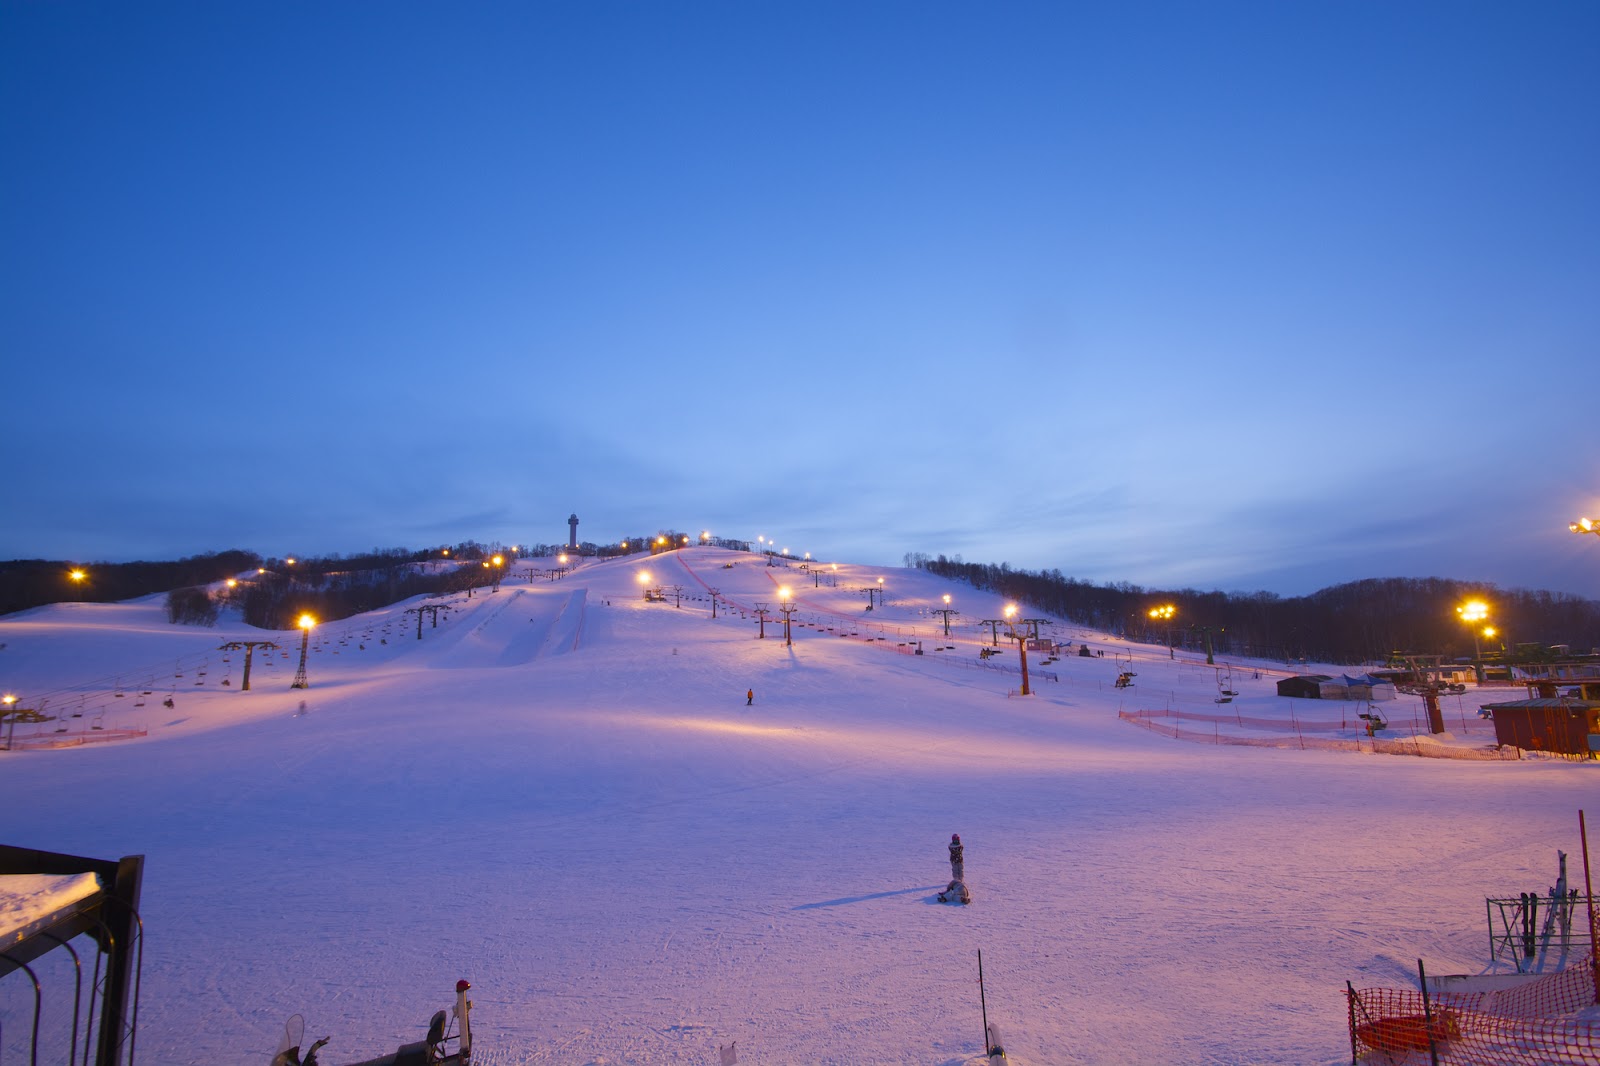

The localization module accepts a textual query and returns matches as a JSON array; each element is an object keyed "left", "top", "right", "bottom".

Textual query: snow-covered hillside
[{"left": 1, "top": 547, "right": 1593, "bottom": 1065}]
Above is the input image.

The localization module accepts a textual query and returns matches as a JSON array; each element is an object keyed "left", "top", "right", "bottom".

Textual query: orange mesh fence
[{"left": 1347, "top": 956, "right": 1600, "bottom": 1064}]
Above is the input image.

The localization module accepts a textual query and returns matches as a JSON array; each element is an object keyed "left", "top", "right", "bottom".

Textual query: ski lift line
[
  {"left": 15, "top": 646, "right": 229, "bottom": 707},
  {"left": 7, "top": 602, "right": 464, "bottom": 709}
]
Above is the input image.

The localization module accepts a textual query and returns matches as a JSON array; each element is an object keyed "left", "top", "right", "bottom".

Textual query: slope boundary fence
[
  {"left": 5, "top": 726, "right": 148, "bottom": 750},
  {"left": 1120, "top": 710, "right": 1518, "bottom": 760}
]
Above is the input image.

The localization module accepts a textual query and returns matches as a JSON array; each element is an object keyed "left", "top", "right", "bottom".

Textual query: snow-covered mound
[{"left": 0, "top": 547, "right": 1592, "bottom": 1064}]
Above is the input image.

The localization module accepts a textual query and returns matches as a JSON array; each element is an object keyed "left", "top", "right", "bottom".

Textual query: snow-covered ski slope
[{"left": 0, "top": 547, "right": 1594, "bottom": 1065}]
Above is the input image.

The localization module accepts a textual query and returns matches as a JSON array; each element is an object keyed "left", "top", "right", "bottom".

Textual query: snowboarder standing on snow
[
  {"left": 746, "top": 688, "right": 754, "bottom": 706},
  {"left": 949, "top": 833, "right": 964, "bottom": 882}
]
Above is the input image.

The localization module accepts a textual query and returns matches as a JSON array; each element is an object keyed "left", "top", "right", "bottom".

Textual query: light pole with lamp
[
  {"left": 779, "top": 587, "right": 796, "bottom": 646},
  {"left": 1148, "top": 604, "right": 1176, "bottom": 658},
  {"left": 1482, "top": 625, "right": 1501, "bottom": 665},
  {"left": 2, "top": 694, "right": 16, "bottom": 750},
  {"left": 1003, "top": 604, "right": 1031, "bottom": 696},
  {"left": 291, "top": 613, "right": 316, "bottom": 689},
  {"left": 1457, "top": 599, "right": 1490, "bottom": 684}
]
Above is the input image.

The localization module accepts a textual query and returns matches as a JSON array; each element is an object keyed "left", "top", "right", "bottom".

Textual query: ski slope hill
[{"left": 0, "top": 547, "right": 1594, "bottom": 1065}]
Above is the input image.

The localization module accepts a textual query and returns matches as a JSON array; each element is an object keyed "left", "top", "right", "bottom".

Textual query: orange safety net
[{"left": 1347, "top": 956, "right": 1600, "bottom": 1064}]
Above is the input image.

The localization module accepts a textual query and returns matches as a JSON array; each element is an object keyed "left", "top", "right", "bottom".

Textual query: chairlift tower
[
  {"left": 779, "top": 598, "right": 797, "bottom": 646},
  {"left": 404, "top": 603, "right": 448, "bottom": 640},
  {"left": 217, "top": 640, "right": 281, "bottom": 691},
  {"left": 933, "top": 608, "right": 959, "bottom": 637},
  {"left": 1396, "top": 656, "right": 1451, "bottom": 734},
  {"left": 753, "top": 603, "right": 771, "bottom": 639}
]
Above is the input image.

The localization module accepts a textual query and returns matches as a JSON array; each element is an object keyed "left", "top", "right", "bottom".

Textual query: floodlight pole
[
  {"left": 292, "top": 627, "right": 312, "bottom": 689},
  {"left": 1006, "top": 625, "right": 1032, "bottom": 696},
  {"left": 2, "top": 695, "right": 19, "bottom": 750}
]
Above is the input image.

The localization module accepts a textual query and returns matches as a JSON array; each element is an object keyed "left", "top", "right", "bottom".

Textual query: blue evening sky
[{"left": 3, "top": 2, "right": 1598, "bottom": 597}]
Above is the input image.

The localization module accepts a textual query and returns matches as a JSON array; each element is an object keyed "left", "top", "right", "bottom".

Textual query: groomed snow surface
[{"left": 1, "top": 547, "right": 1593, "bottom": 1065}]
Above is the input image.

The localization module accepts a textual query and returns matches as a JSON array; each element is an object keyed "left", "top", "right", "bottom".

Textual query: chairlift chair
[{"left": 1357, "top": 707, "right": 1389, "bottom": 736}]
